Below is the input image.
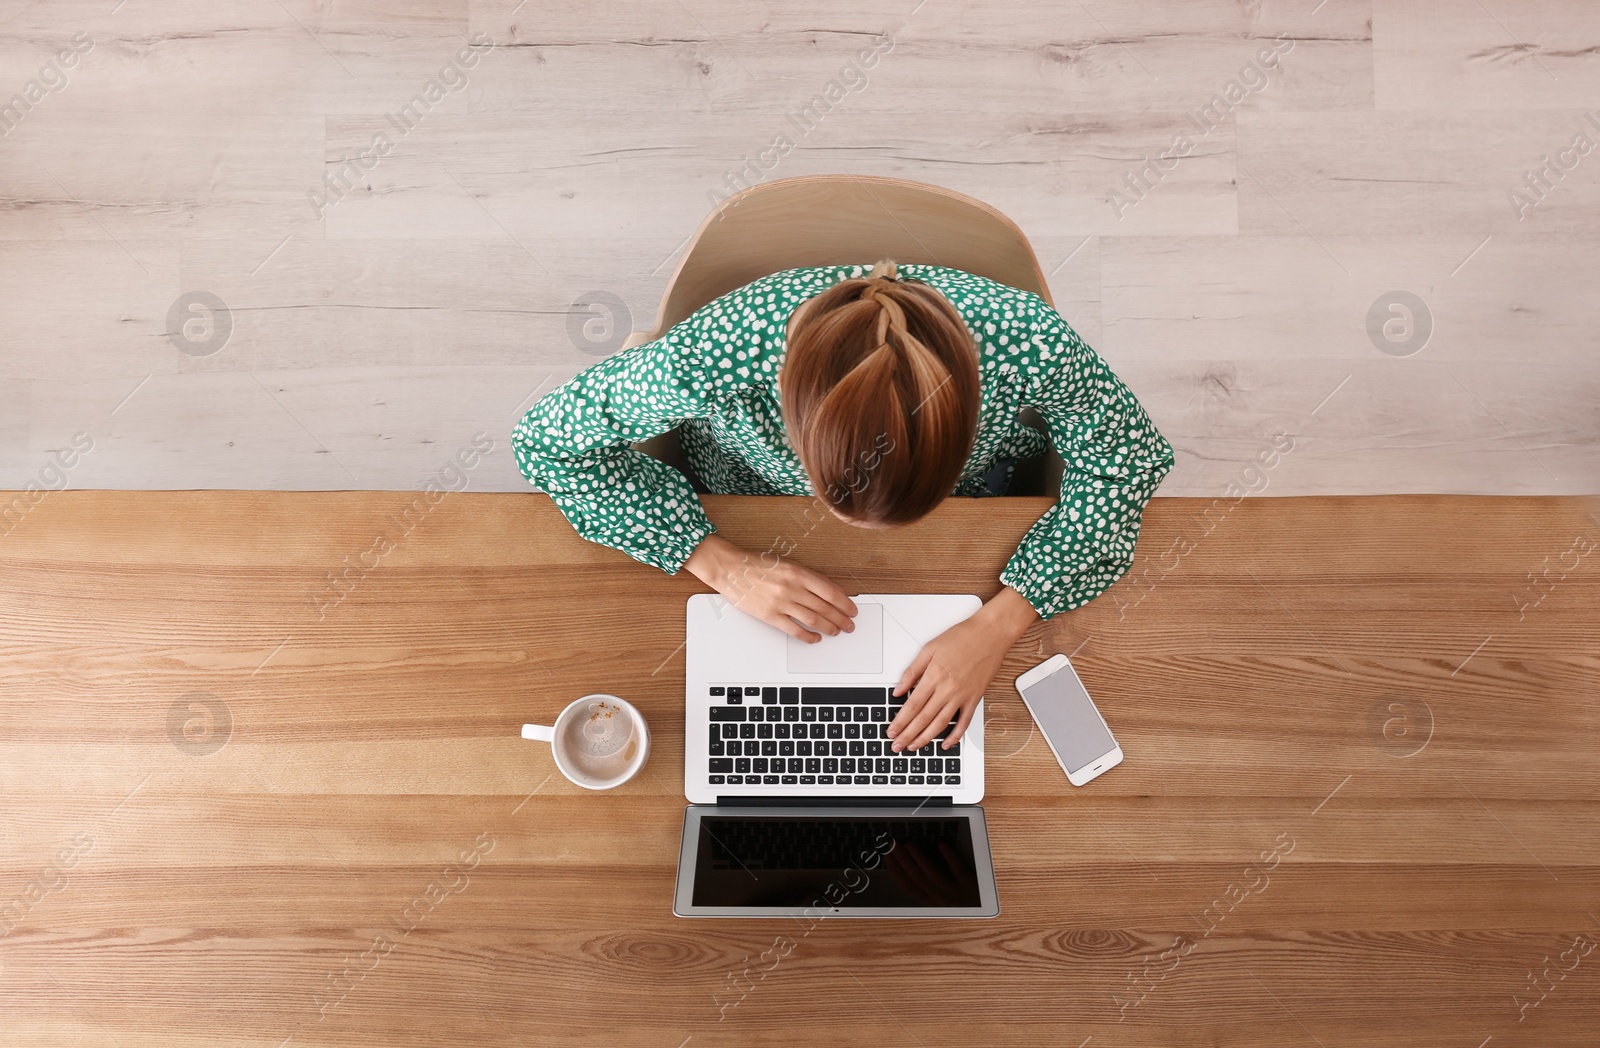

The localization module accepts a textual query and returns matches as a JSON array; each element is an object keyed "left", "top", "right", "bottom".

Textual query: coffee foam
[{"left": 560, "top": 699, "right": 639, "bottom": 778}]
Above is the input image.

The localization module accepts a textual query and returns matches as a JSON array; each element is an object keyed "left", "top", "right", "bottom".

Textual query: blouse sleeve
[
  {"left": 511, "top": 335, "right": 717, "bottom": 574},
  {"left": 997, "top": 300, "right": 1176, "bottom": 620}
]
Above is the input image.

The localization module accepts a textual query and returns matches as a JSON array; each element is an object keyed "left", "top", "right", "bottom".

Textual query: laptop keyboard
[{"left": 704, "top": 685, "right": 962, "bottom": 788}]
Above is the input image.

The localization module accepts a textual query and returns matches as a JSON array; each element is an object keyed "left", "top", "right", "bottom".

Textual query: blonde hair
[{"left": 780, "top": 259, "right": 980, "bottom": 524}]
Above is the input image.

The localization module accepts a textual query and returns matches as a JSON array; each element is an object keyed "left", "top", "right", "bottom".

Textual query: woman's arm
[
  {"left": 513, "top": 325, "right": 859, "bottom": 643},
  {"left": 998, "top": 300, "right": 1176, "bottom": 620},
  {"left": 887, "top": 297, "right": 1174, "bottom": 753},
  {"left": 511, "top": 337, "right": 715, "bottom": 574}
]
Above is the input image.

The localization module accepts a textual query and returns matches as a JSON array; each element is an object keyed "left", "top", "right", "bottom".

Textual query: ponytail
[{"left": 780, "top": 260, "right": 981, "bottom": 524}]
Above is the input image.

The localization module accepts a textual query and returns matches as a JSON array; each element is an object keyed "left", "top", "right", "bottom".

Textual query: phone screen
[{"left": 1019, "top": 662, "right": 1117, "bottom": 774}]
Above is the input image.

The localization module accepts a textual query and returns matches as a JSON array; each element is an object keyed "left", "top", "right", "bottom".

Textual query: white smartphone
[{"left": 1014, "top": 653, "right": 1123, "bottom": 786}]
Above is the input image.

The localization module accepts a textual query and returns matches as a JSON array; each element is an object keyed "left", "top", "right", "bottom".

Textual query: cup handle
[{"left": 521, "top": 723, "right": 554, "bottom": 743}]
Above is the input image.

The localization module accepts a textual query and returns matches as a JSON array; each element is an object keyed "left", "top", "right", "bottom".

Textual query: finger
[
  {"left": 894, "top": 683, "right": 950, "bottom": 752},
  {"left": 796, "top": 568, "right": 858, "bottom": 622},
  {"left": 765, "top": 606, "right": 820, "bottom": 644},
  {"left": 787, "top": 587, "right": 853, "bottom": 636},
  {"left": 904, "top": 698, "right": 962, "bottom": 753},
  {"left": 892, "top": 676, "right": 943, "bottom": 750},
  {"left": 887, "top": 662, "right": 935, "bottom": 740},
  {"left": 893, "top": 646, "right": 934, "bottom": 700},
  {"left": 944, "top": 701, "right": 977, "bottom": 749}
]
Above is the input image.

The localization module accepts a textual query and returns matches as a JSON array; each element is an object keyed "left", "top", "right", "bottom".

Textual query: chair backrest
[
  {"left": 629, "top": 174, "right": 1065, "bottom": 495},
  {"left": 630, "top": 174, "right": 1056, "bottom": 346}
]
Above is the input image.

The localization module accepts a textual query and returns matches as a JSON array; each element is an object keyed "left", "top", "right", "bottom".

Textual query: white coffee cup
[{"left": 521, "top": 693, "right": 650, "bottom": 790}]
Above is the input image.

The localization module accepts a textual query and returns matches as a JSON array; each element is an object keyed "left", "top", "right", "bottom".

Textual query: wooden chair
[{"left": 628, "top": 173, "right": 1066, "bottom": 496}]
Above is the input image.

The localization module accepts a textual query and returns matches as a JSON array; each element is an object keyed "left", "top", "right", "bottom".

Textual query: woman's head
[{"left": 779, "top": 260, "right": 981, "bottom": 527}]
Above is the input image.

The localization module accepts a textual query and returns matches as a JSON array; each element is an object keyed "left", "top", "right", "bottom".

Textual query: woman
[{"left": 513, "top": 260, "right": 1174, "bottom": 757}]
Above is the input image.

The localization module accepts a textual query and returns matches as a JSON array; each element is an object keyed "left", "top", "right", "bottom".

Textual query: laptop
[{"left": 673, "top": 593, "right": 1000, "bottom": 918}]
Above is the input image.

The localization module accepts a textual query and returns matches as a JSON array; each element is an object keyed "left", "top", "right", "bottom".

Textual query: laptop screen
[{"left": 690, "top": 814, "right": 982, "bottom": 908}]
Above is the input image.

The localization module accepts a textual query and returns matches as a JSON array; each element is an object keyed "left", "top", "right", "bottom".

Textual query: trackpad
[{"left": 786, "top": 603, "right": 883, "bottom": 675}]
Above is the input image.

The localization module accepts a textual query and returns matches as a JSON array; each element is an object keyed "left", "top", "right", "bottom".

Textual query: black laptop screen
[{"left": 691, "top": 815, "right": 981, "bottom": 908}]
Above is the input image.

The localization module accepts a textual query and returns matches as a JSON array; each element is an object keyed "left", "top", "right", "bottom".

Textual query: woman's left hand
[{"left": 887, "top": 587, "right": 1040, "bottom": 753}]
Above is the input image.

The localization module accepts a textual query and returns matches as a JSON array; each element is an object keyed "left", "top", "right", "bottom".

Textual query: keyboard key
[
  {"left": 763, "top": 775, "right": 780, "bottom": 784},
  {"left": 709, "top": 774, "right": 725, "bottom": 784},
  {"left": 780, "top": 687, "right": 799, "bottom": 704},
  {"left": 853, "top": 707, "right": 871, "bottom": 722},
  {"left": 735, "top": 758, "right": 750, "bottom": 773},
  {"left": 761, "top": 741, "right": 777, "bottom": 756},
  {"left": 909, "top": 775, "right": 925, "bottom": 785},
  {"left": 744, "top": 686, "right": 761, "bottom": 697},
  {"left": 908, "top": 757, "right": 925, "bottom": 772},
  {"left": 827, "top": 723, "right": 844, "bottom": 739},
  {"left": 739, "top": 724, "right": 755, "bottom": 739},
  {"left": 727, "top": 692, "right": 742, "bottom": 705},
  {"left": 805, "top": 758, "right": 821, "bottom": 773},
  {"left": 757, "top": 723, "right": 773, "bottom": 739},
  {"left": 840, "top": 758, "right": 855, "bottom": 773},
  {"left": 844, "top": 724, "right": 861, "bottom": 739},
  {"left": 788, "top": 758, "right": 803, "bottom": 774},
  {"left": 796, "top": 740, "right": 811, "bottom": 756},
  {"left": 872, "top": 775, "right": 888, "bottom": 785},
  {"left": 832, "top": 741, "right": 848, "bottom": 756},
  {"left": 804, "top": 687, "right": 886, "bottom": 705},
  {"left": 848, "top": 741, "right": 865, "bottom": 757},
  {"left": 781, "top": 775, "right": 797, "bottom": 784},
  {"left": 945, "top": 740, "right": 961, "bottom": 756},
  {"left": 819, "top": 774, "right": 834, "bottom": 784},
  {"left": 774, "top": 724, "right": 791, "bottom": 739},
  {"left": 752, "top": 758, "right": 768, "bottom": 773},
  {"left": 926, "top": 775, "right": 942, "bottom": 785},
  {"left": 811, "top": 724, "right": 828, "bottom": 739},
  {"left": 870, "top": 707, "right": 887, "bottom": 722},
  {"left": 724, "top": 724, "right": 741, "bottom": 740},
  {"left": 801, "top": 707, "right": 817, "bottom": 721},
  {"left": 947, "top": 774, "right": 961, "bottom": 784},
  {"left": 818, "top": 706, "right": 834, "bottom": 722},
  {"left": 918, "top": 743, "right": 935, "bottom": 756},
  {"left": 853, "top": 775, "right": 871, "bottom": 785},
  {"left": 709, "top": 738, "right": 724, "bottom": 756},
  {"left": 928, "top": 758, "right": 941, "bottom": 772},
  {"left": 875, "top": 758, "right": 891, "bottom": 774},
  {"left": 783, "top": 706, "right": 799, "bottom": 722},
  {"left": 892, "top": 758, "right": 908, "bottom": 773},
  {"left": 866, "top": 741, "right": 883, "bottom": 756},
  {"left": 726, "top": 741, "right": 742, "bottom": 756},
  {"left": 799, "top": 775, "right": 816, "bottom": 784},
  {"left": 779, "top": 741, "right": 794, "bottom": 756},
  {"left": 710, "top": 707, "right": 746, "bottom": 722},
  {"left": 726, "top": 774, "right": 742, "bottom": 784},
  {"left": 762, "top": 687, "right": 778, "bottom": 704},
  {"left": 947, "top": 758, "right": 960, "bottom": 772},
  {"left": 823, "top": 758, "right": 838, "bottom": 773},
  {"left": 709, "top": 758, "right": 732, "bottom": 772},
  {"left": 709, "top": 686, "right": 724, "bottom": 696},
  {"left": 890, "top": 775, "right": 906, "bottom": 785}
]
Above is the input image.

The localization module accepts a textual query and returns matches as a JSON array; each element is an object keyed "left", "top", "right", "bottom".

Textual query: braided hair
[{"left": 779, "top": 259, "right": 981, "bottom": 525}]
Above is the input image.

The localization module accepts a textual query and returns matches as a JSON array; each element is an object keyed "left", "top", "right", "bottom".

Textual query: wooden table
[{"left": 1, "top": 491, "right": 1597, "bottom": 1047}]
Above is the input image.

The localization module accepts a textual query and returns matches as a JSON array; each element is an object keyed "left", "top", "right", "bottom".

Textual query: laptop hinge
[{"left": 715, "top": 795, "right": 952, "bottom": 807}]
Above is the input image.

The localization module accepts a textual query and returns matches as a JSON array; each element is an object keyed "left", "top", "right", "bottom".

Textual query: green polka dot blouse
[{"left": 512, "top": 263, "right": 1175, "bottom": 621}]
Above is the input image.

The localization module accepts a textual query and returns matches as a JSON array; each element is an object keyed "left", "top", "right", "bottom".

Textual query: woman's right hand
[{"left": 682, "top": 534, "right": 858, "bottom": 643}]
